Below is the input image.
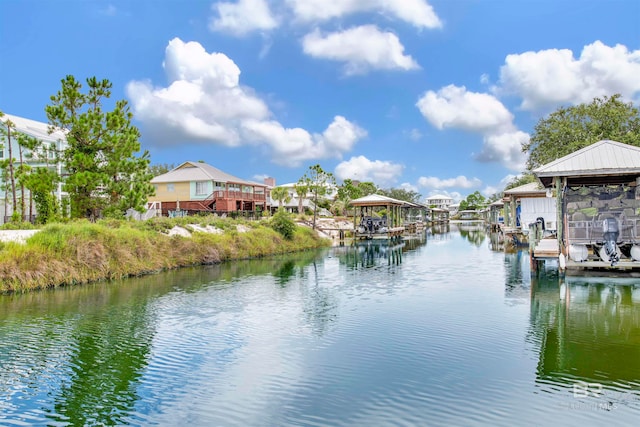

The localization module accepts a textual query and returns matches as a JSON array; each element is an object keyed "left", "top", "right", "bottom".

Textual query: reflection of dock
[{"left": 354, "top": 226, "right": 405, "bottom": 240}]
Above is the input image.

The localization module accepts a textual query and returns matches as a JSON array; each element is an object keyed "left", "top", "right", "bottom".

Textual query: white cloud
[
  {"left": 481, "top": 186, "right": 498, "bottom": 197},
  {"left": 417, "top": 175, "right": 482, "bottom": 189},
  {"left": 475, "top": 131, "right": 528, "bottom": 171},
  {"left": 398, "top": 182, "right": 418, "bottom": 193},
  {"left": 416, "top": 84, "right": 528, "bottom": 171},
  {"left": 416, "top": 84, "right": 513, "bottom": 133},
  {"left": 302, "top": 26, "right": 419, "bottom": 75},
  {"left": 286, "top": 0, "right": 442, "bottom": 29},
  {"left": 243, "top": 115, "right": 366, "bottom": 165},
  {"left": 405, "top": 128, "right": 422, "bottom": 141},
  {"left": 334, "top": 155, "right": 404, "bottom": 187},
  {"left": 127, "top": 38, "right": 366, "bottom": 165},
  {"left": 209, "top": 0, "right": 278, "bottom": 36},
  {"left": 100, "top": 4, "right": 117, "bottom": 16},
  {"left": 498, "top": 41, "right": 640, "bottom": 111}
]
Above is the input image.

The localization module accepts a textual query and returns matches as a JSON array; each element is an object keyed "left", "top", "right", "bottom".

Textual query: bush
[{"left": 270, "top": 209, "right": 296, "bottom": 240}]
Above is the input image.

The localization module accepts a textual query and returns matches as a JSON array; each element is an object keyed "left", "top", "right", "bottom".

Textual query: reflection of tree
[
  {"left": 301, "top": 261, "right": 339, "bottom": 337},
  {"left": 529, "top": 277, "right": 640, "bottom": 391},
  {"left": 0, "top": 250, "right": 331, "bottom": 423},
  {"left": 50, "top": 305, "right": 153, "bottom": 426},
  {"left": 274, "top": 260, "right": 296, "bottom": 286},
  {"left": 458, "top": 228, "right": 487, "bottom": 247}
]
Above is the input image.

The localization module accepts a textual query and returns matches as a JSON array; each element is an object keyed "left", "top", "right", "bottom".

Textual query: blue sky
[{"left": 1, "top": 0, "right": 639, "bottom": 202}]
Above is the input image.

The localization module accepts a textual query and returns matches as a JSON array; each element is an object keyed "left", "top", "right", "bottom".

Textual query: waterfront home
[
  {"left": 149, "top": 161, "right": 271, "bottom": 217},
  {"left": 0, "top": 113, "right": 68, "bottom": 223},
  {"left": 532, "top": 140, "right": 640, "bottom": 269},
  {"left": 425, "top": 194, "right": 453, "bottom": 210},
  {"left": 268, "top": 181, "right": 336, "bottom": 215}
]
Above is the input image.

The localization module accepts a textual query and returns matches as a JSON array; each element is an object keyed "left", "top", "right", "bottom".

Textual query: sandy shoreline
[
  {"left": 0, "top": 230, "right": 40, "bottom": 244},
  {"left": 0, "top": 218, "right": 354, "bottom": 246}
]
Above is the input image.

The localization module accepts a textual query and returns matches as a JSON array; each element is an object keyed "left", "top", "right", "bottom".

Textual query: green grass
[{"left": 0, "top": 216, "right": 330, "bottom": 293}]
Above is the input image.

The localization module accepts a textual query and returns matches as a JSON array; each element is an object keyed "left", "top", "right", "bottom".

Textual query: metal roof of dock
[
  {"left": 503, "top": 182, "right": 546, "bottom": 196},
  {"left": 533, "top": 140, "right": 640, "bottom": 186}
]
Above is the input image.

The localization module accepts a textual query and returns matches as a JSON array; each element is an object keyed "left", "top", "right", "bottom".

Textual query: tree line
[{"left": 2, "top": 74, "right": 638, "bottom": 226}]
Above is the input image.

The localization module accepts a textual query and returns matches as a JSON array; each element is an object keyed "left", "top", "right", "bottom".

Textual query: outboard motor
[
  {"left": 602, "top": 217, "right": 620, "bottom": 266},
  {"left": 536, "top": 217, "right": 545, "bottom": 231}
]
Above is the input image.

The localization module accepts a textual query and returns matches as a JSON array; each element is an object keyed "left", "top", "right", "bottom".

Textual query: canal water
[{"left": 1, "top": 222, "right": 640, "bottom": 426}]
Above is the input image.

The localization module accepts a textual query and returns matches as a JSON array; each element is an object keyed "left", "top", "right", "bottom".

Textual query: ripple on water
[{"left": 2, "top": 231, "right": 640, "bottom": 426}]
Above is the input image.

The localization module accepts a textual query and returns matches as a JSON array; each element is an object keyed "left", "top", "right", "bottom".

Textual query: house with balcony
[
  {"left": 148, "top": 161, "right": 271, "bottom": 217},
  {"left": 0, "top": 113, "right": 67, "bottom": 223},
  {"left": 425, "top": 194, "right": 453, "bottom": 210}
]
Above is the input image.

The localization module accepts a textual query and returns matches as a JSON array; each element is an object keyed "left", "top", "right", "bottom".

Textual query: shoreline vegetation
[{"left": 0, "top": 215, "right": 332, "bottom": 294}]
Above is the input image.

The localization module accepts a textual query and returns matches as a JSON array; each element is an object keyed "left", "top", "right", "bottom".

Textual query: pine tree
[{"left": 46, "top": 76, "right": 154, "bottom": 219}]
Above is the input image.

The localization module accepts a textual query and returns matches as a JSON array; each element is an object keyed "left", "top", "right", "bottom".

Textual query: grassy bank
[{"left": 0, "top": 216, "right": 330, "bottom": 293}]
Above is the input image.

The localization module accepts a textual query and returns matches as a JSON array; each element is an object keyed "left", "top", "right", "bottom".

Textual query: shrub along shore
[{"left": 0, "top": 215, "right": 331, "bottom": 293}]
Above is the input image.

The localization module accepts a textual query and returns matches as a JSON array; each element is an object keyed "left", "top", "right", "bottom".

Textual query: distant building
[
  {"left": 425, "top": 194, "right": 453, "bottom": 210},
  {"left": 149, "top": 161, "right": 270, "bottom": 216},
  {"left": 268, "top": 181, "right": 337, "bottom": 215},
  {"left": 0, "top": 113, "right": 67, "bottom": 223}
]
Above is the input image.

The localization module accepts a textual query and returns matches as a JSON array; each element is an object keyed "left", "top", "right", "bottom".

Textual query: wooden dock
[{"left": 533, "top": 238, "right": 560, "bottom": 258}]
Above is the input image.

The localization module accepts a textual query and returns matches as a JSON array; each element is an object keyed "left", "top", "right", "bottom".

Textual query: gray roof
[
  {"left": 533, "top": 140, "right": 640, "bottom": 178},
  {"left": 151, "top": 161, "right": 265, "bottom": 187},
  {"left": 1, "top": 113, "right": 67, "bottom": 143},
  {"left": 503, "top": 182, "right": 545, "bottom": 195}
]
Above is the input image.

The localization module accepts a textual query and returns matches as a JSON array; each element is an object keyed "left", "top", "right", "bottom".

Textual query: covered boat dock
[{"left": 349, "top": 194, "right": 426, "bottom": 240}]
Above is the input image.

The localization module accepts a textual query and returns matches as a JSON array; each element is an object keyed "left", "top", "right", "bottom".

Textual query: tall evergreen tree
[{"left": 46, "top": 76, "right": 154, "bottom": 219}]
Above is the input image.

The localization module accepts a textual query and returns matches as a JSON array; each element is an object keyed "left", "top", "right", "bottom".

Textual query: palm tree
[
  {"left": 271, "top": 186, "right": 291, "bottom": 210},
  {"left": 294, "top": 183, "right": 308, "bottom": 214}
]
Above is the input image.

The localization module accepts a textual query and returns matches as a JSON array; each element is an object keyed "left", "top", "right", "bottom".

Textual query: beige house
[{"left": 149, "top": 161, "right": 271, "bottom": 216}]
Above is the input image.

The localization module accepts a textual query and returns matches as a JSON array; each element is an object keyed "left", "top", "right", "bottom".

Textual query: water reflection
[
  {"left": 453, "top": 221, "right": 487, "bottom": 247},
  {"left": 427, "top": 222, "right": 451, "bottom": 241},
  {"left": 504, "top": 250, "right": 531, "bottom": 302},
  {"left": 0, "top": 253, "right": 327, "bottom": 425},
  {"left": 0, "top": 278, "right": 160, "bottom": 426},
  {"left": 334, "top": 235, "right": 426, "bottom": 269},
  {"left": 4, "top": 228, "right": 640, "bottom": 425},
  {"left": 529, "top": 275, "right": 640, "bottom": 407},
  {"left": 489, "top": 231, "right": 505, "bottom": 252}
]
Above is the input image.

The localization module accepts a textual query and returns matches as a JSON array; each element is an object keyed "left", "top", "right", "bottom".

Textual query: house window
[
  {"left": 229, "top": 184, "right": 240, "bottom": 192},
  {"left": 167, "top": 183, "right": 175, "bottom": 192},
  {"left": 195, "top": 181, "right": 208, "bottom": 195}
]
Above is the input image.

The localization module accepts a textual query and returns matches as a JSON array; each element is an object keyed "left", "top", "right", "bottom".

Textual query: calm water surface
[{"left": 2, "top": 222, "right": 640, "bottom": 426}]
